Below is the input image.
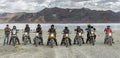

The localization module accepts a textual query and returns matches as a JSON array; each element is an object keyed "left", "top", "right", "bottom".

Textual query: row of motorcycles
[{"left": 10, "top": 30, "right": 113, "bottom": 48}]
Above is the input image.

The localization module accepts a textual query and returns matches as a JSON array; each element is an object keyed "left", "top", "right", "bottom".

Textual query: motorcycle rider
[
  {"left": 85, "top": 25, "right": 96, "bottom": 43},
  {"left": 3, "top": 24, "right": 11, "bottom": 45},
  {"left": 23, "top": 24, "right": 31, "bottom": 44},
  {"left": 9, "top": 26, "right": 20, "bottom": 45},
  {"left": 74, "top": 26, "right": 84, "bottom": 44},
  {"left": 34, "top": 24, "right": 43, "bottom": 45},
  {"left": 104, "top": 26, "right": 114, "bottom": 43},
  {"left": 47, "top": 24, "right": 58, "bottom": 46},
  {"left": 61, "top": 27, "right": 71, "bottom": 45}
]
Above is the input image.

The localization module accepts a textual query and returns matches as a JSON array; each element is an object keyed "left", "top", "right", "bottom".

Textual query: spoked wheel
[
  {"left": 65, "top": 38, "right": 69, "bottom": 47},
  {"left": 50, "top": 39, "right": 54, "bottom": 48},
  {"left": 78, "top": 38, "right": 82, "bottom": 46},
  {"left": 12, "top": 38, "right": 16, "bottom": 46}
]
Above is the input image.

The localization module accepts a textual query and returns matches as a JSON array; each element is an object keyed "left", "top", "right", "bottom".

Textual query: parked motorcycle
[
  {"left": 11, "top": 30, "right": 18, "bottom": 46},
  {"left": 74, "top": 32, "right": 83, "bottom": 46},
  {"left": 49, "top": 33, "right": 56, "bottom": 48},
  {"left": 64, "top": 33, "right": 70, "bottom": 47},
  {"left": 104, "top": 33, "right": 113, "bottom": 46},
  {"left": 89, "top": 30, "right": 95, "bottom": 45},
  {"left": 23, "top": 32, "right": 29, "bottom": 45},
  {"left": 34, "top": 33, "right": 43, "bottom": 47}
]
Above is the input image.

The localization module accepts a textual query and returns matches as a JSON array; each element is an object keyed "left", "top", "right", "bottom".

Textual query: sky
[{"left": 0, "top": 0, "right": 120, "bottom": 13}]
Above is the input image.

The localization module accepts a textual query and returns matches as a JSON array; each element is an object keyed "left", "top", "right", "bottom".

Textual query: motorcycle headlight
[
  {"left": 78, "top": 33, "right": 82, "bottom": 36},
  {"left": 109, "top": 33, "right": 112, "bottom": 36},
  {"left": 65, "top": 34, "right": 69, "bottom": 37},
  {"left": 51, "top": 33, "right": 54, "bottom": 37},
  {"left": 91, "top": 31, "right": 94, "bottom": 34},
  {"left": 24, "top": 32, "right": 28, "bottom": 35},
  {"left": 35, "top": 33, "right": 39, "bottom": 36}
]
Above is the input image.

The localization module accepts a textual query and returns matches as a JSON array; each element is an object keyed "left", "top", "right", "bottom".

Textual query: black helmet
[
  {"left": 88, "top": 24, "right": 91, "bottom": 28},
  {"left": 91, "top": 26, "right": 93, "bottom": 28},
  {"left": 13, "top": 25, "right": 16, "bottom": 29},
  {"left": 37, "top": 24, "right": 41, "bottom": 26},
  {"left": 51, "top": 24, "right": 54, "bottom": 28},
  {"left": 51, "top": 24, "right": 54, "bottom": 27},
  {"left": 107, "top": 25, "right": 110, "bottom": 27},
  {"left": 26, "top": 24, "right": 29, "bottom": 27},
  {"left": 77, "top": 26, "right": 80, "bottom": 28},
  {"left": 65, "top": 26, "right": 68, "bottom": 29},
  {"left": 6, "top": 24, "right": 9, "bottom": 26}
]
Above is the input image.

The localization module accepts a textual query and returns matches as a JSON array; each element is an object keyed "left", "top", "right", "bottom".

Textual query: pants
[
  {"left": 9, "top": 36, "right": 20, "bottom": 45},
  {"left": 74, "top": 36, "right": 84, "bottom": 44},
  {"left": 61, "top": 38, "right": 71, "bottom": 45},
  {"left": 86, "top": 34, "right": 96, "bottom": 43},
  {"left": 4, "top": 34, "right": 10, "bottom": 45},
  {"left": 22, "top": 35, "right": 31, "bottom": 44},
  {"left": 47, "top": 38, "right": 57, "bottom": 46}
]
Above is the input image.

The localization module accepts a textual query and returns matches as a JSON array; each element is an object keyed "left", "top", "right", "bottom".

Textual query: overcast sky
[{"left": 0, "top": 0, "right": 120, "bottom": 13}]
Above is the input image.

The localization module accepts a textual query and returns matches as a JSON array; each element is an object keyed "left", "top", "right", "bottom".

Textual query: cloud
[
  {"left": 0, "top": 0, "right": 120, "bottom": 13},
  {"left": 0, "top": 0, "right": 47, "bottom": 13}
]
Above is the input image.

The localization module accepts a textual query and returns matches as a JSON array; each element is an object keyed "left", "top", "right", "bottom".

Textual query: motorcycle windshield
[
  {"left": 36, "top": 33, "right": 39, "bottom": 36},
  {"left": 13, "top": 30, "right": 16, "bottom": 35}
]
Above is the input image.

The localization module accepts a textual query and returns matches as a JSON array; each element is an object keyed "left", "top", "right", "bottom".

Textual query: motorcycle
[
  {"left": 23, "top": 32, "right": 29, "bottom": 45},
  {"left": 104, "top": 33, "right": 113, "bottom": 46},
  {"left": 89, "top": 30, "right": 95, "bottom": 45},
  {"left": 11, "top": 30, "right": 18, "bottom": 46},
  {"left": 64, "top": 33, "right": 70, "bottom": 47},
  {"left": 74, "top": 32, "right": 83, "bottom": 46},
  {"left": 49, "top": 33, "right": 56, "bottom": 48},
  {"left": 34, "top": 33, "right": 42, "bottom": 47}
]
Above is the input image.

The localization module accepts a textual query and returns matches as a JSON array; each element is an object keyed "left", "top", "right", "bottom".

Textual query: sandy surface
[{"left": 0, "top": 30, "right": 120, "bottom": 58}]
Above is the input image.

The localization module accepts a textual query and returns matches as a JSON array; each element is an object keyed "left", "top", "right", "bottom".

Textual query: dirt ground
[{"left": 0, "top": 30, "right": 120, "bottom": 58}]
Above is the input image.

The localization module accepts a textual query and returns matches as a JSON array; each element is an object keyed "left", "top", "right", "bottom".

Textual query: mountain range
[{"left": 0, "top": 7, "right": 120, "bottom": 23}]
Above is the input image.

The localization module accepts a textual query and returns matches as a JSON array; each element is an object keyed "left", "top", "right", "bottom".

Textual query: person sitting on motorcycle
[
  {"left": 61, "top": 27, "right": 71, "bottom": 45},
  {"left": 23, "top": 24, "right": 31, "bottom": 44},
  {"left": 35, "top": 24, "right": 43, "bottom": 45},
  {"left": 47, "top": 24, "right": 58, "bottom": 46},
  {"left": 74, "top": 26, "right": 84, "bottom": 44},
  {"left": 85, "top": 25, "right": 96, "bottom": 43},
  {"left": 104, "top": 26, "right": 114, "bottom": 43},
  {"left": 85, "top": 25, "right": 91, "bottom": 43},
  {"left": 9, "top": 26, "right": 20, "bottom": 45}
]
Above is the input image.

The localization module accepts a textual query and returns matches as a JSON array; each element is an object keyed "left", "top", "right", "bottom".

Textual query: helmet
[
  {"left": 77, "top": 26, "right": 80, "bottom": 28},
  {"left": 87, "top": 24, "right": 91, "bottom": 28},
  {"left": 65, "top": 26, "right": 68, "bottom": 29},
  {"left": 26, "top": 24, "right": 29, "bottom": 27},
  {"left": 51, "top": 24, "right": 54, "bottom": 27},
  {"left": 107, "top": 25, "right": 110, "bottom": 28},
  {"left": 51, "top": 24, "right": 54, "bottom": 28},
  {"left": 107, "top": 25, "right": 110, "bottom": 27},
  {"left": 91, "top": 26, "right": 93, "bottom": 28},
  {"left": 37, "top": 24, "right": 41, "bottom": 27},
  {"left": 13, "top": 25, "right": 16, "bottom": 29},
  {"left": 6, "top": 24, "right": 9, "bottom": 26}
]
